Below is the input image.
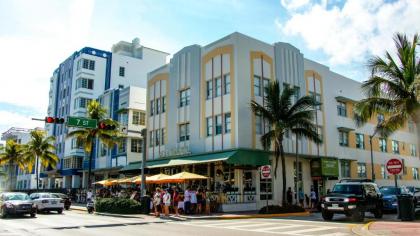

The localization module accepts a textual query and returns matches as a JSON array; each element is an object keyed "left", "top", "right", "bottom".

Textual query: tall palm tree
[
  {"left": 355, "top": 33, "right": 420, "bottom": 150},
  {"left": 0, "top": 140, "right": 27, "bottom": 190},
  {"left": 22, "top": 130, "right": 59, "bottom": 190},
  {"left": 67, "top": 100, "right": 123, "bottom": 188},
  {"left": 251, "top": 81, "right": 322, "bottom": 205}
]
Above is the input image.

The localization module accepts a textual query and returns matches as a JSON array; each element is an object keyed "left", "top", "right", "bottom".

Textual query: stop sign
[
  {"left": 386, "top": 159, "right": 403, "bottom": 175},
  {"left": 261, "top": 165, "right": 272, "bottom": 179}
]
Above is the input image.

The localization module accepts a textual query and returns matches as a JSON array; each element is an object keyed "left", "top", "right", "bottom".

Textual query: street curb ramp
[{"left": 352, "top": 222, "right": 377, "bottom": 236}]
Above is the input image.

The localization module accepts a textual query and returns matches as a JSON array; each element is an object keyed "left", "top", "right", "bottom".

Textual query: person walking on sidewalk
[
  {"left": 310, "top": 188, "right": 317, "bottom": 209},
  {"left": 287, "top": 187, "right": 293, "bottom": 205},
  {"left": 184, "top": 186, "right": 191, "bottom": 215},
  {"left": 172, "top": 186, "right": 180, "bottom": 216},
  {"left": 153, "top": 188, "right": 162, "bottom": 217},
  {"left": 162, "top": 189, "right": 171, "bottom": 218}
]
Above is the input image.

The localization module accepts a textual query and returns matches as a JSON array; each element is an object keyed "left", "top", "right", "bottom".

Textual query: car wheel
[
  {"left": 351, "top": 208, "right": 365, "bottom": 222},
  {"left": 57, "top": 209, "right": 63, "bottom": 214},
  {"left": 374, "top": 208, "right": 383, "bottom": 219},
  {"left": 322, "top": 210, "right": 334, "bottom": 220}
]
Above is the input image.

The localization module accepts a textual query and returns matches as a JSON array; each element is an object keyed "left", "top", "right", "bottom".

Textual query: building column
[
  {"left": 82, "top": 172, "right": 88, "bottom": 189},
  {"left": 72, "top": 175, "right": 81, "bottom": 188},
  {"left": 48, "top": 178, "right": 55, "bottom": 189},
  {"left": 63, "top": 176, "right": 72, "bottom": 189}
]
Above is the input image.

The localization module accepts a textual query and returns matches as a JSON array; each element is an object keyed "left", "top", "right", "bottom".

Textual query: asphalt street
[{"left": 0, "top": 210, "right": 398, "bottom": 236}]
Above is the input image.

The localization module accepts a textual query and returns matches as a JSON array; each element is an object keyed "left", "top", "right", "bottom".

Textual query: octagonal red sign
[{"left": 386, "top": 159, "right": 402, "bottom": 175}]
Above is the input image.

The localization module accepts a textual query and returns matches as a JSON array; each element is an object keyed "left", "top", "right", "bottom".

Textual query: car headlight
[{"left": 5, "top": 203, "right": 14, "bottom": 208}]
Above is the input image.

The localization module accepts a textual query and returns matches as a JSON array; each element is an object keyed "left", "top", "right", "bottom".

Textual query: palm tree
[
  {"left": 22, "top": 130, "right": 59, "bottom": 190},
  {"left": 67, "top": 100, "right": 123, "bottom": 188},
  {"left": 251, "top": 81, "right": 322, "bottom": 205},
  {"left": 355, "top": 33, "right": 420, "bottom": 150},
  {"left": 0, "top": 140, "right": 27, "bottom": 190}
]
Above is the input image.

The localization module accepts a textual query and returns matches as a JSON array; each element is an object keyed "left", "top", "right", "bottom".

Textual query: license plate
[
  {"left": 51, "top": 201, "right": 57, "bottom": 204},
  {"left": 332, "top": 204, "right": 339, "bottom": 208}
]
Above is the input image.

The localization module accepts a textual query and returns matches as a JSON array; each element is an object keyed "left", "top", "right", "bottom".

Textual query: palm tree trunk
[
  {"left": 87, "top": 141, "right": 94, "bottom": 189},
  {"left": 35, "top": 154, "right": 39, "bottom": 191},
  {"left": 8, "top": 162, "right": 13, "bottom": 191},
  {"left": 280, "top": 141, "right": 287, "bottom": 206}
]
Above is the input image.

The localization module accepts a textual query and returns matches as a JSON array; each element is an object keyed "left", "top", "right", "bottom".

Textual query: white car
[{"left": 29, "top": 192, "right": 64, "bottom": 214}]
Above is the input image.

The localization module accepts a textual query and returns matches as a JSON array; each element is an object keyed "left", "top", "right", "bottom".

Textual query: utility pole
[{"left": 140, "top": 128, "right": 147, "bottom": 197}]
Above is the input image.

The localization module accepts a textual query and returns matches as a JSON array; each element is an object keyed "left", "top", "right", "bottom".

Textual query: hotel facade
[{"left": 138, "top": 32, "right": 419, "bottom": 211}]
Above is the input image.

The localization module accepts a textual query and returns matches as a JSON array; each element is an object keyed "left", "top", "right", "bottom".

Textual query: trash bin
[
  {"left": 397, "top": 194, "right": 415, "bottom": 221},
  {"left": 140, "top": 196, "right": 151, "bottom": 214}
]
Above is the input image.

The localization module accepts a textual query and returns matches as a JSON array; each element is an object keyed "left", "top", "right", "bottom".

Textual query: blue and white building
[{"left": 44, "top": 38, "right": 168, "bottom": 189}]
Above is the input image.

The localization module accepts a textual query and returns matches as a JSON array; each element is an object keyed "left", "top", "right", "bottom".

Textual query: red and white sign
[
  {"left": 261, "top": 165, "right": 272, "bottom": 179},
  {"left": 386, "top": 159, "right": 403, "bottom": 175}
]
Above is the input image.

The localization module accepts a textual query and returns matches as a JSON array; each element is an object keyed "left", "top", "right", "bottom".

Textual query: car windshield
[
  {"left": 332, "top": 184, "right": 363, "bottom": 194},
  {"left": 52, "top": 193, "right": 66, "bottom": 198},
  {"left": 5, "top": 193, "right": 30, "bottom": 201},
  {"left": 40, "top": 194, "right": 52, "bottom": 198},
  {"left": 380, "top": 187, "right": 400, "bottom": 195}
]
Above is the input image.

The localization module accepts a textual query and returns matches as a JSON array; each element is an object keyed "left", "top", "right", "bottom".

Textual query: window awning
[
  {"left": 120, "top": 148, "right": 271, "bottom": 173},
  {"left": 335, "top": 96, "right": 357, "bottom": 103},
  {"left": 337, "top": 126, "right": 355, "bottom": 132}
]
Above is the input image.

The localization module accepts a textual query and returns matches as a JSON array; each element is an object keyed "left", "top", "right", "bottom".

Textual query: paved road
[{"left": 0, "top": 210, "right": 396, "bottom": 236}]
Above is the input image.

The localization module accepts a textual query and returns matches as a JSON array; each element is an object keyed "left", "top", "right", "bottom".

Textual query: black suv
[{"left": 321, "top": 179, "right": 383, "bottom": 222}]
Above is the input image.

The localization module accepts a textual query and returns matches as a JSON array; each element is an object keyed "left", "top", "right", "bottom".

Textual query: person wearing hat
[
  {"left": 153, "top": 187, "right": 162, "bottom": 217},
  {"left": 162, "top": 188, "right": 171, "bottom": 217}
]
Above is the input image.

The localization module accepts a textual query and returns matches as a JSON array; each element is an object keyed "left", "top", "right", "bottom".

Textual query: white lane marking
[
  {"left": 224, "top": 222, "right": 279, "bottom": 229},
  {"left": 320, "top": 233, "right": 352, "bottom": 236},
  {"left": 185, "top": 221, "right": 255, "bottom": 227},
  {"left": 281, "top": 226, "right": 337, "bottom": 235},
  {"left": 250, "top": 225, "right": 303, "bottom": 232}
]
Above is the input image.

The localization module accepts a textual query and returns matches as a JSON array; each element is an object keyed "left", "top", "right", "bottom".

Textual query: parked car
[
  {"left": 0, "top": 192, "right": 36, "bottom": 218},
  {"left": 51, "top": 193, "right": 71, "bottom": 210},
  {"left": 320, "top": 179, "right": 383, "bottom": 222},
  {"left": 379, "top": 186, "right": 400, "bottom": 211},
  {"left": 30, "top": 192, "right": 64, "bottom": 214}
]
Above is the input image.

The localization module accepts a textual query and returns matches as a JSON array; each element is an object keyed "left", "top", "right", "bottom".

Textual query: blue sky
[{"left": 0, "top": 0, "right": 419, "bottom": 136}]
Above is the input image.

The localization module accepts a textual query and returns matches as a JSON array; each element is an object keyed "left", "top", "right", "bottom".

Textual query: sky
[{"left": 0, "top": 0, "right": 419, "bottom": 137}]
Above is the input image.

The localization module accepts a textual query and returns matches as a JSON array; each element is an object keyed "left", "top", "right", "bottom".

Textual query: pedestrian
[
  {"left": 205, "top": 189, "right": 211, "bottom": 215},
  {"left": 310, "top": 188, "right": 317, "bottom": 209},
  {"left": 298, "top": 189, "right": 304, "bottom": 207},
  {"left": 196, "top": 188, "right": 203, "bottom": 214},
  {"left": 184, "top": 186, "right": 191, "bottom": 215},
  {"left": 87, "top": 189, "right": 93, "bottom": 202},
  {"left": 190, "top": 187, "right": 197, "bottom": 214},
  {"left": 162, "top": 189, "right": 171, "bottom": 217},
  {"left": 305, "top": 194, "right": 310, "bottom": 208},
  {"left": 153, "top": 188, "right": 162, "bottom": 217},
  {"left": 287, "top": 187, "right": 293, "bottom": 205},
  {"left": 172, "top": 186, "right": 180, "bottom": 216}
]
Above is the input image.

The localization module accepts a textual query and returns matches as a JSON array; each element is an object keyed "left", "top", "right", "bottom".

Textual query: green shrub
[
  {"left": 95, "top": 198, "right": 142, "bottom": 214},
  {"left": 259, "top": 205, "right": 305, "bottom": 214}
]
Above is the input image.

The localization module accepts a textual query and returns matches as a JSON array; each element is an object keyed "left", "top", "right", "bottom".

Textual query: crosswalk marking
[
  {"left": 250, "top": 225, "right": 303, "bottom": 232},
  {"left": 281, "top": 226, "right": 336, "bottom": 235},
  {"left": 224, "top": 222, "right": 279, "bottom": 229}
]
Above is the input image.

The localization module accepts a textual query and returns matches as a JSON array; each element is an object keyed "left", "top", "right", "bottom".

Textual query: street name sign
[
  {"left": 67, "top": 116, "right": 97, "bottom": 129},
  {"left": 386, "top": 158, "right": 402, "bottom": 175},
  {"left": 261, "top": 165, "right": 272, "bottom": 179}
]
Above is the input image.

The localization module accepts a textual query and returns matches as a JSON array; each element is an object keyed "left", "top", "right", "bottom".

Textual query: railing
[{"left": 209, "top": 191, "right": 257, "bottom": 205}]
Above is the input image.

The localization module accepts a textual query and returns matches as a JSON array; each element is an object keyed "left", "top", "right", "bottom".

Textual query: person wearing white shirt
[
  {"left": 190, "top": 189, "right": 197, "bottom": 214},
  {"left": 87, "top": 189, "right": 93, "bottom": 202},
  {"left": 162, "top": 189, "right": 171, "bottom": 217},
  {"left": 184, "top": 187, "right": 191, "bottom": 214}
]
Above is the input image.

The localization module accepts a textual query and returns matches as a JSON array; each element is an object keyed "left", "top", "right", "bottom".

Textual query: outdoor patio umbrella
[
  {"left": 132, "top": 173, "right": 171, "bottom": 184},
  {"left": 155, "top": 171, "right": 208, "bottom": 184},
  {"left": 117, "top": 177, "right": 134, "bottom": 184},
  {"left": 93, "top": 179, "right": 116, "bottom": 186}
]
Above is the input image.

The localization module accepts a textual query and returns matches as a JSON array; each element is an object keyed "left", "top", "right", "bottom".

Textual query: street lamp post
[
  {"left": 140, "top": 128, "right": 147, "bottom": 197},
  {"left": 369, "top": 135, "right": 376, "bottom": 182}
]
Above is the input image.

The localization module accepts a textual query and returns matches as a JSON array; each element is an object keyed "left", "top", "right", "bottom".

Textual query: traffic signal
[
  {"left": 45, "top": 117, "right": 65, "bottom": 124},
  {"left": 98, "top": 122, "right": 116, "bottom": 130}
]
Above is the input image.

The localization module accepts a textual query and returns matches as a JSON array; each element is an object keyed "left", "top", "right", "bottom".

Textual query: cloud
[
  {"left": 281, "top": 0, "right": 312, "bottom": 11},
  {"left": 0, "top": 111, "right": 43, "bottom": 134},
  {"left": 277, "top": 0, "right": 420, "bottom": 65}
]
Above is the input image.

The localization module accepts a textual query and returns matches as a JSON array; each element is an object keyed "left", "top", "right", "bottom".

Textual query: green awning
[{"left": 120, "top": 148, "right": 271, "bottom": 172}]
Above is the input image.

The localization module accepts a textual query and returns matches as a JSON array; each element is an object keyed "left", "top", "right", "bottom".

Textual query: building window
[
  {"left": 207, "top": 80, "right": 213, "bottom": 99},
  {"left": 132, "top": 111, "right": 140, "bottom": 125},
  {"left": 224, "top": 73, "right": 230, "bottom": 94},
  {"left": 161, "top": 96, "right": 166, "bottom": 113},
  {"left": 255, "top": 115, "right": 262, "bottom": 135},
  {"left": 309, "top": 92, "right": 322, "bottom": 111},
  {"left": 74, "top": 97, "right": 92, "bottom": 109},
  {"left": 100, "top": 144, "right": 107, "bottom": 156},
  {"left": 263, "top": 78, "right": 270, "bottom": 98},
  {"left": 340, "top": 160, "right": 351, "bottom": 178},
  {"left": 206, "top": 117, "right": 213, "bottom": 136},
  {"left": 355, "top": 133, "right": 365, "bottom": 149},
  {"left": 76, "top": 78, "right": 94, "bottom": 90},
  {"left": 339, "top": 130, "right": 349, "bottom": 146},
  {"left": 149, "top": 131, "right": 154, "bottom": 147},
  {"left": 215, "top": 77, "right": 222, "bottom": 97},
  {"left": 119, "top": 66, "right": 125, "bottom": 77},
  {"left": 293, "top": 161, "right": 303, "bottom": 181},
  {"left": 155, "top": 130, "right": 160, "bottom": 146},
  {"left": 140, "top": 112, "right": 145, "bottom": 125},
  {"left": 118, "top": 139, "right": 126, "bottom": 153},
  {"left": 260, "top": 177, "right": 272, "bottom": 200},
  {"left": 131, "top": 139, "right": 142, "bottom": 153},
  {"left": 150, "top": 100, "right": 154, "bottom": 116},
  {"left": 392, "top": 140, "right": 399, "bottom": 154},
  {"left": 179, "top": 89, "right": 190, "bottom": 107},
  {"left": 215, "top": 115, "right": 222, "bottom": 135},
  {"left": 254, "top": 75, "right": 261, "bottom": 96},
  {"left": 381, "top": 165, "right": 389, "bottom": 179},
  {"left": 357, "top": 163, "right": 367, "bottom": 177},
  {"left": 377, "top": 113, "right": 385, "bottom": 124},
  {"left": 337, "top": 101, "right": 347, "bottom": 117},
  {"left": 156, "top": 98, "right": 161, "bottom": 115},
  {"left": 412, "top": 168, "right": 419, "bottom": 180},
  {"left": 179, "top": 123, "right": 190, "bottom": 141},
  {"left": 119, "top": 112, "right": 128, "bottom": 126},
  {"left": 161, "top": 128, "right": 165, "bottom": 145},
  {"left": 82, "top": 59, "right": 95, "bottom": 71},
  {"left": 408, "top": 120, "right": 415, "bottom": 133},
  {"left": 410, "top": 144, "right": 417, "bottom": 157},
  {"left": 379, "top": 138, "right": 387, "bottom": 152},
  {"left": 224, "top": 113, "right": 231, "bottom": 133}
]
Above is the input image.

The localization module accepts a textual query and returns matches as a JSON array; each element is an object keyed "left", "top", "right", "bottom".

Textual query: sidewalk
[
  {"left": 70, "top": 204, "right": 310, "bottom": 220},
  {"left": 353, "top": 221, "right": 420, "bottom": 236}
]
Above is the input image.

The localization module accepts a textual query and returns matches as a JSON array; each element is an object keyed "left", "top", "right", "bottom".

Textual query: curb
[
  {"left": 351, "top": 221, "right": 377, "bottom": 236},
  {"left": 179, "top": 211, "right": 311, "bottom": 220}
]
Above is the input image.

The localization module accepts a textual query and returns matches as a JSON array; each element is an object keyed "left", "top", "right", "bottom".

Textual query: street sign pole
[{"left": 394, "top": 174, "right": 398, "bottom": 188}]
